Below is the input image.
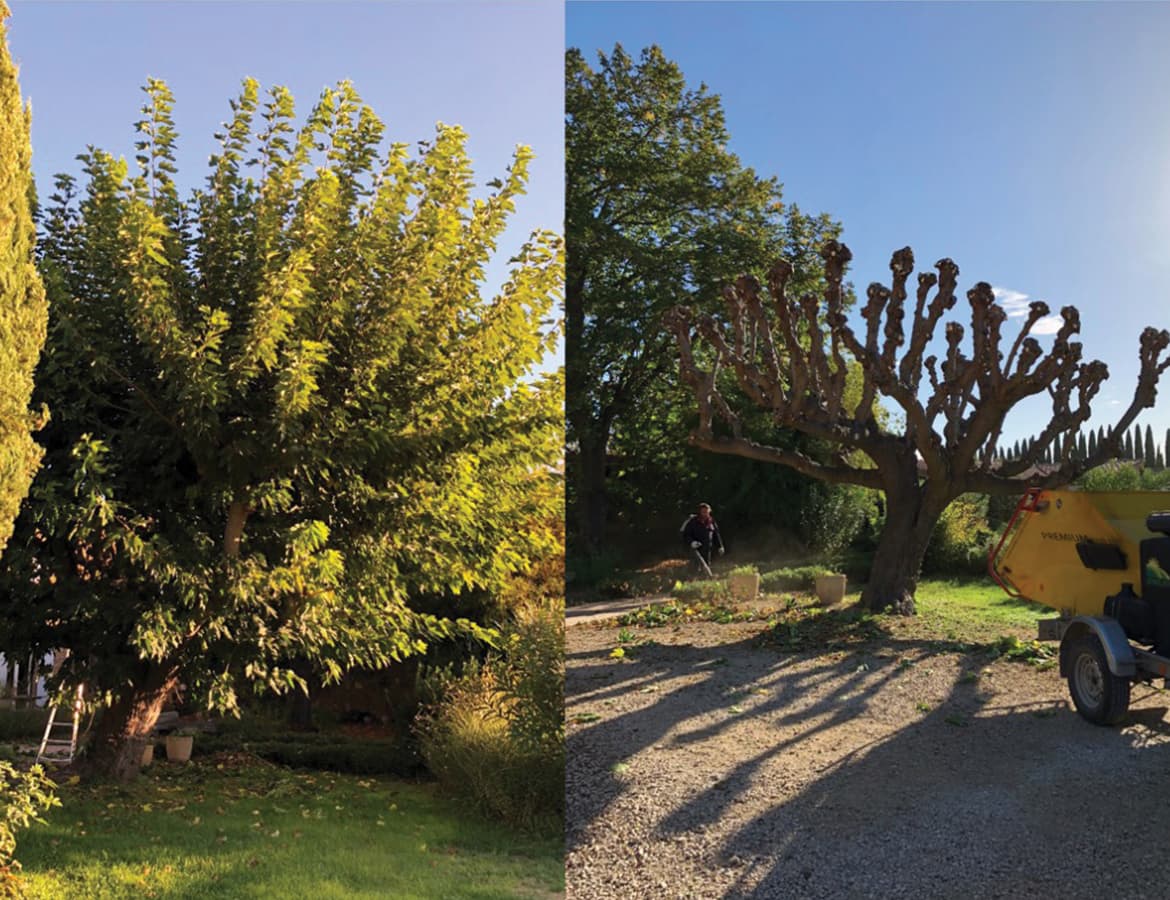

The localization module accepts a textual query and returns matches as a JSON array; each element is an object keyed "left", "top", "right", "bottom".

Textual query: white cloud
[
  {"left": 992, "top": 285, "right": 1063, "bottom": 335},
  {"left": 991, "top": 285, "right": 1031, "bottom": 317},
  {"left": 1031, "top": 315, "right": 1064, "bottom": 335}
]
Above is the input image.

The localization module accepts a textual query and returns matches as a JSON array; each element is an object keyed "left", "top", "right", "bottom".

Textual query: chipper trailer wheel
[{"left": 1065, "top": 633, "right": 1131, "bottom": 726}]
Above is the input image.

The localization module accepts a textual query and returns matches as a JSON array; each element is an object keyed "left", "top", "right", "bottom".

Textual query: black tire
[{"left": 1065, "top": 633, "right": 1131, "bottom": 726}]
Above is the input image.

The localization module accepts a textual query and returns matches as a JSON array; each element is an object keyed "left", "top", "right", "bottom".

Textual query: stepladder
[{"left": 36, "top": 684, "right": 85, "bottom": 765}]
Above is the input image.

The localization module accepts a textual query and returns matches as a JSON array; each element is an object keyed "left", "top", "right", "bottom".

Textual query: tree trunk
[
  {"left": 80, "top": 661, "right": 179, "bottom": 782},
  {"left": 574, "top": 433, "right": 609, "bottom": 555},
  {"left": 862, "top": 476, "right": 946, "bottom": 616},
  {"left": 223, "top": 500, "right": 250, "bottom": 559}
]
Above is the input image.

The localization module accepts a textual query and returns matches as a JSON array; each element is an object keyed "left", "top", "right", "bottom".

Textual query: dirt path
[{"left": 566, "top": 610, "right": 1170, "bottom": 899}]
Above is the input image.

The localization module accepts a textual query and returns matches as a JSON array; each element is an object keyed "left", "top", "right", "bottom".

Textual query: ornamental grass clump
[{"left": 415, "top": 603, "right": 564, "bottom": 833}]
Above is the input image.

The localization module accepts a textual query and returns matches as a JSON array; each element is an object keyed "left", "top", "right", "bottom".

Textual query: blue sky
[
  {"left": 7, "top": 0, "right": 563, "bottom": 363},
  {"left": 569, "top": 1, "right": 1170, "bottom": 453}
]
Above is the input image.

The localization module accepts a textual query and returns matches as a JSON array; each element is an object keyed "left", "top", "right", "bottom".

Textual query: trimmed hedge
[{"left": 190, "top": 731, "right": 423, "bottom": 777}]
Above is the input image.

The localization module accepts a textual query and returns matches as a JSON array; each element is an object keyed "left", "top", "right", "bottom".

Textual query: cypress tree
[
  {"left": 1146, "top": 424, "right": 1157, "bottom": 469},
  {"left": 1079, "top": 432, "right": 1089, "bottom": 459},
  {"left": 1125, "top": 429, "right": 1134, "bottom": 460},
  {"left": 1134, "top": 425, "right": 1144, "bottom": 462},
  {"left": 1088, "top": 429, "right": 1098, "bottom": 458},
  {"left": 0, "top": 3, "right": 47, "bottom": 553}
]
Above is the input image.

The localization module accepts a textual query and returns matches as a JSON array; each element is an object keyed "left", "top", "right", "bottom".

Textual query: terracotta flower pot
[
  {"left": 728, "top": 572, "right": 760, "bottom": 602},
  {"left": 141, "top": 742, "right": 154, "bottom": 767},
  {"left": 815, "top": 573, "right": 847, "bottom": 606},
  {"left": 165, "top": 734, "right": 194, "bottom": 763}
]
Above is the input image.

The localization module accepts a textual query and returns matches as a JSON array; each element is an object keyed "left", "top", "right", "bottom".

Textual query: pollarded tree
[
  {"left": 0, "top": 79, "right": 563, "bottom": 780},
  {"left": 666, "top": 241, "right": 1170, "bottom": 613},
  {"left": 0, "top": 2, "right": 47, "bottom": 553}
]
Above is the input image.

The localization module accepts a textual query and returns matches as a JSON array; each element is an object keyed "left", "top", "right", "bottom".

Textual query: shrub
[
  {"left": 415, "top": 603, "right": 564, "bottom": 833},
  {"left": 798, "top": 482, "right": 877, "bottom": 559},
  {"left": 759, "top": 565, "right": 824, "bottom": 592},
  {"left": 1, "top": 762, "right": 58, "bottom": 895},
  {"left": 924, "top": 495, "right": 994, "bottom": 575},
  {"left": 495, "top": 605, "right": 563, "bottom": 758},
  {"left": 1079, "top": 460, "right": 1170, "bottom": 491},
  {"left": 192, "top": 730, "right": 422, "bottom": 777},
  {"left": 671, "top": 579, "right": 731, "bottom": 603}
]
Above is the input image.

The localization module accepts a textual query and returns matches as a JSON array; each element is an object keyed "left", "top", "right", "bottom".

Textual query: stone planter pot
[
  {"left": 814, "top": 573, "right": 847, "bottom": 606},
  {"left": 141, "top": 742, "right": 154, "bottom": 767},
  {"left": 165, "top": 734, "right": 194, "bottom": 763},
  {"left": 728, "top": 572, "right": 760, "bottom": 602}
]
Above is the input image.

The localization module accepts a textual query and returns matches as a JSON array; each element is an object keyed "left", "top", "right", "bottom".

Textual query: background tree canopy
[
  {"left": 0, "top": 77, "right": 563, "bottom": 780},
  {"left": 565, "top": 44, "right": 851, "bottom": 569}
]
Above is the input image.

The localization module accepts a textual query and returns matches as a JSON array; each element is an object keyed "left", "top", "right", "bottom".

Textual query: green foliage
[
  {"left": 0, "top": 762, "right": 58, "bottom": 893},
  {"left": 494, "top": 604, "right": 564, "bottom": 759},
  {"left": 0, "top": 78, "right": 562, "bottom": 761},
  {"left": 565, "top": 43, "right": 845, "bottom": 552},
  {"left": 986, "top": 635, "right": 1057, "bottom": 668},
  {"left": 799, "top": 481, "right": 878, "bottom": 560},
  {"left": 0, "top": 4, "right": 48, "bottom": 557},
  {"left": 618, "top": 597, "right": 766, "bottom": 626},
  {"left": 758, "top": 565, "right": 829, "bottom": 592},
  {"left": 193, "top": 730, "right": 422, "bottom": 776},
  {"left": 1078, "top": 460, "right": 1170, "bottom": 491},
  {"left": 414, "top": 603, "right": 563, "bottom": 833},
  {"left": 923, "top": 494, "right": 995, "bottom": 575}
]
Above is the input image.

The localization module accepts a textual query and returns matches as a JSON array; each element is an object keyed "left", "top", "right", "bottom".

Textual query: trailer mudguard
[{"left": 1059, "top": 616, "right": 1137, "bottom": 678}]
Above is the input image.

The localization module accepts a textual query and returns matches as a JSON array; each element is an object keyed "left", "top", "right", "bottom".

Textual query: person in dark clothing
[{"left": 680, "top": 502, "right": 724, "bottom": 575}]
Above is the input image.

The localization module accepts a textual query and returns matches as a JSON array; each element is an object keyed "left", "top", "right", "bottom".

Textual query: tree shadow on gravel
[
  {"left": 568, "top": 603, "right": 1170, "bottom": 898},
  {"left": 565, "top": 607, "right": 992, "bottom": 857},
  {"left": 706, "top": 676, "right": 1170, "bottom": 898}
]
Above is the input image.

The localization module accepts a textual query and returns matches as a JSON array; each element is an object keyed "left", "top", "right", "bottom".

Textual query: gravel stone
[{"left": 566, "top": 616, "right": 1170, "bottom": 898}]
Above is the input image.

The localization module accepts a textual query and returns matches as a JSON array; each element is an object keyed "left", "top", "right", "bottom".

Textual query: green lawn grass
[
  {"left": 16, "top": 756, "right": 562, "bottom": 899},
  {"left": 911, "top": 577, "right": 1051, "bottom": 642},
  {"left": 627, "top": 569, "right": 1053, "bottom": 653}
]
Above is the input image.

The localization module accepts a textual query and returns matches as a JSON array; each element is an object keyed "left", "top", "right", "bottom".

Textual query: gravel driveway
[{"left": 566, "top": 613, "right": 1170, "bottom": 899}]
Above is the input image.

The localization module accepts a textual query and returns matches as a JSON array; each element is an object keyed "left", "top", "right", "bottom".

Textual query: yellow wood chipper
[{"left": 989, "top": 488, "right": 1170, "bottom": 725}]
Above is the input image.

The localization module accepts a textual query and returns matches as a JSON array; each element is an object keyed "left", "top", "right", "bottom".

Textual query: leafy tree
[
  {"left": 0, "top": 1, "right": 47, "bottom": 554},
  {"left": 668, "top": 242, "right": 1170, "bottom": 612},
  {"left": 565, "top": 44, "right": 842, "bottom": 556},
  {"left": 0, "top": 79, "right": 562, "bottom": 780}
]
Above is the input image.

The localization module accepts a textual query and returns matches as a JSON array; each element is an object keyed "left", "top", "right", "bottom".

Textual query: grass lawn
[
  {"left": 910, "top": 577, "right": 1051, "bottom": 642},
  {"left": 15, "top": 754, "right": 563, "bottom": 899},
  {"left": 616, "top": 570, "right": 1054, "bottom": 656}
]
